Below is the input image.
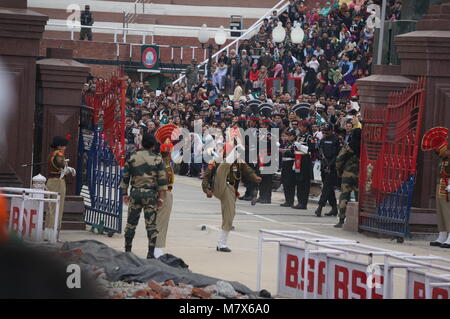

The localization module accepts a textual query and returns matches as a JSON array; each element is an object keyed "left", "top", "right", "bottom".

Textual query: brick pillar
[
  {"left": 396, "top": 5, "right": 450, "bottom": 212},
  {"left": 357, "top": 65, "right": 415, "bottom": 111},
  {"left": 0, "top": 1, "right": 48, "bottom": 187},
  {"left": 36, "top": 48, "right": 90, "bottom": 196}
]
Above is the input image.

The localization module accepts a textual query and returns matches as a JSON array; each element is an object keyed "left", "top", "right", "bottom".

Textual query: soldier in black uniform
[
  {"left": 239, "top": 103, "right": 260, "bottom": 205},
  {"left": 292, "top": 120, "right": 315, "bottom": 209},
  {"left": 315, "top": 124, "right": 341, "bottom": 217},
  {"left": 257, "top": 104, "right": 274, "bottom": 204},
  {"left": 280, "top": 129, "right": 297, "bottom": 207},
  {"left": 80, "top": 5, "right": 94, "bottom": 41}
]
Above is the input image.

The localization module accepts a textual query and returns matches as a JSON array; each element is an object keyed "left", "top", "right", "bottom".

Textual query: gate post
[
  {"left": 0, "top": 0, "right": 48, "bottom": 188},
  {"left": 36, "top": 48, "right": 90, "bottom": 196},
  {"left": 396, "top": 4, "right": 450, "bottom": 215},
  {"left": 36, "top": 48, "right": 90, "bottom": 231}
]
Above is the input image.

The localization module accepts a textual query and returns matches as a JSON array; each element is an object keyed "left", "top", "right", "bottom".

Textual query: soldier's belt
[
  {"left": 48, "top": 174, "right": 65, "bottom": 180},
  {"left": 131, "top": 187, "right": 157, "bottom": 191},
  {"left": 282, "top": 158, "right": 295, "bottom": 161}
]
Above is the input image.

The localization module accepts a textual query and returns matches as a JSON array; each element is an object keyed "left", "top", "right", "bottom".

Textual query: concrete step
[
  {"left": 32, "top": 7, "right": 257, "bottom": 28},
  {"left": 102, "top": 0, "right": 278, "bottom": 8},
  {"left": 28, "top": 0, "right": 269, "bottom": 18}
]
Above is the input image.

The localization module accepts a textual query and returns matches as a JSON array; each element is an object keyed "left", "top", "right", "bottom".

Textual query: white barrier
[
  {"left": 257, "top": 229, "right": 450, "bottom": 299},
  {"left": 0, "top": 187, "right": 61, "bottom": 243}
]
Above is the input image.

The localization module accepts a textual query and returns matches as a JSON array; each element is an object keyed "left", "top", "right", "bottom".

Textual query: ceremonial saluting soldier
[
  {"left": 121, "top": 133, "right": 167, "bottom": 259},
  {"left": 45, "top": 136, "right": 76, "bottom": 241},
  {"left": 154, "top": 124, "right": 178, "bottom": 258},
  {"left": 202, "top": 144, "right": 261, "bottom": 252},
  {"left": 422, "top": 127, "right": 450, "bottom": 248},
  {"left": 315, "top": 123, "right": 341, "bottom": 217},
  {"left": 335, "top": 128, "right": 361, "bottom": 228}
]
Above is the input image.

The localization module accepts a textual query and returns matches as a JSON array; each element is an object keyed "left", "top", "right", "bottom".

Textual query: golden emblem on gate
[{"left": 366, "top": 164, "right": 374, "bottom": 192}]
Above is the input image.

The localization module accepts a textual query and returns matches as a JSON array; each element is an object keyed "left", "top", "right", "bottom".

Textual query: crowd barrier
[
  {"left": 0, "top": 187, "right": 61, "bottom": 243},
  {"left": 257, "top": 229, "right": 450, "bottom": 299}
]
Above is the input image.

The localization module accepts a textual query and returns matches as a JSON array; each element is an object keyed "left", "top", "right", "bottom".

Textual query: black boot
[
  {"left": 251, "top": 190, "right": 258, "bottom": 206},
  {"left": 125, "top": 245, "right": 132, "bottom": 252},
  {"left": 292, "top": 203, "right": 307, "bottom": 210},
  {"left": 315, "top": 205, "right": 323, "bottom": 217},
  {"left": 334, "top": 217, "right": 345, "bottom": 228},
  {"left": 147, "top": 246, "right": 156, "bottom": 259},
  {"left": 325, "top": 205, "right": 338, "bottom": 216},
  {"left": 280, "top": 202, "right": 293, "bottom": 207}
]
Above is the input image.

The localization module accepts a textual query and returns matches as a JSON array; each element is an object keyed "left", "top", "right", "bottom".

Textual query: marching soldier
[
  {"left": 154, "top": 124, "right": 178, "bottom": 258},
  {"left": 280, "top": 129, "right": 297, "bottom": 207},
  {"left": 315, "top": 124, "right": 341, "bottom": 217},
  {"left": 422, "top": 127, "right": 450, "bottom": 248},
  {"left": 335, "top": 128, "right": 361, "bottom": 228},
  {"left": 121, "top": 133, "right": 167, "bottom": 258},
  {"left": 45, "top": 136, "right": 76, "bottom": 241},
  {"left": 202, "top": 144, "right": 261, "bottom": 252}
]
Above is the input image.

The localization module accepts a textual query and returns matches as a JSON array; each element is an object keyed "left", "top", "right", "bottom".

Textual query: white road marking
[{"left": 200, "top": 224, "right": 258, "bottom": 240}]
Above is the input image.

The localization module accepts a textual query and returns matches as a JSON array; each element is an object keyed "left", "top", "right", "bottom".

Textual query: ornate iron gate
[
  {"left": 77, "top": 71, "right": 126, "bottom": 234},
  {"left": 358, "top": 78, "right": 426, "bottom": 238}
]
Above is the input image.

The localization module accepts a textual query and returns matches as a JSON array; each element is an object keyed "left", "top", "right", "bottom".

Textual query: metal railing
[
  {"left": 46, "top": 22, "right": 248, "bottom": 45},
  {"left": 172, "top": 0, "right": 290, "bottom": 85}
]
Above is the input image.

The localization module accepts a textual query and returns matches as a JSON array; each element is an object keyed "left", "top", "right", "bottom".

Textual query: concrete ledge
[{"left": 343, "top": 202, "right": 359, "bottom": 233}]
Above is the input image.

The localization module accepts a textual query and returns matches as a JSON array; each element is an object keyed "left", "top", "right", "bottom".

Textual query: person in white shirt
[{"left": 306, "top": 56, "right": 320, "bottom": 73}]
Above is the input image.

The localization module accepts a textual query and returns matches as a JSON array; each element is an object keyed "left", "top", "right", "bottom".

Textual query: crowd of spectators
[{"left": 82, "top": 0, "right": 400, "bottom": 195}]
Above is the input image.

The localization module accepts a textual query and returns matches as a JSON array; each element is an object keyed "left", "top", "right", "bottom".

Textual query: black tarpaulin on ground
[{"left": 62, "top": 240, "right": 256, "bottom": 296}]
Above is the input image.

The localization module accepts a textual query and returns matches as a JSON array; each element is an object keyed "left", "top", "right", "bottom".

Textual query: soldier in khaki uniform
[
  {"left": 202, "top": 144, "right": 261, "bottom": 252},
  {"left": 154, "top": 124, "right": 178, "bottom": 258},
  {"left": 422, "top": 127, "right": 450, "bottom": 248},
  {"left": 121, "top": 133, "right": 167, "bottom": 259},
  {"left": 45, "top": 136, "right": 76, "bottom": 241},
  {"left": 335, "top": 128, "right": 361, "bottom": 228}
]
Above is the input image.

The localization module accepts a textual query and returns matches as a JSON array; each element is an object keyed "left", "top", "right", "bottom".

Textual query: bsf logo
[{"left": 66, "top": 4, "right": 81, "bottom": 29}]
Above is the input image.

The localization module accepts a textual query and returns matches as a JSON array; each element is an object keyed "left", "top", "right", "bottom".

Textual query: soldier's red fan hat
[
  {"left": 421, "top": 127, "right": 448, "bottom": 151},
  {"left": 155, "top": 124, "right": 179, "bottom": 144}
]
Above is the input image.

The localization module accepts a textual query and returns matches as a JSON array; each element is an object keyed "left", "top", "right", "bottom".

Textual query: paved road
[{"left": 61, "top": 175, "right": 450, "bottom": 298}]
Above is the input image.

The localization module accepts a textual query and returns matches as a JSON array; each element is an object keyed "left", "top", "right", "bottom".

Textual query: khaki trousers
[
  {"left": 45, "top": 178, "right": 66, "bottom": 229},
  {"left": 156, "top": 191, "right": 173, "bottom": 248},
  {"left": 436, "top": 186, "right": 450, "bottom": 232},
  {"left": 213, "top": 163, "right": 236, "bottom": 232}
]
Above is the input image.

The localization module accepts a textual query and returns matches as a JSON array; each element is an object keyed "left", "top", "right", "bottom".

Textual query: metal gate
[
  {"left": 77, "top": 71, "right": 126, "bottom": 234},
  {"left": 358, "top": 78, "right": 426, "bottom": 238}
]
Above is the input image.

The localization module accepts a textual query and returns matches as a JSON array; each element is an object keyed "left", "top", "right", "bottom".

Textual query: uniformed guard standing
[
  {"left": 121, "top": 133, "right": 168, "bottom": 258},
  {"left": 422, "top": 127, "right": 450, "bottom": 248},
  {"left": 292, "top": 120, "right": 315, "bottom": 209},
  {"left": 202, "top": 144, "right": 261, "bottom": 252},
  {"left": 45, "top": 136, "right": 76, "bottom": 241},
  {"left": 257, "top": 103, "right": 274, "bottom": 204},
  {"left": 154, "top": 124, "right": 178, "bottom": 258},
  {"left": 335, "top": 128, "right": 361, "bottom": 228},
  {"left": 315, "top": 124, "right": 341, "bottom": 217},
  {"left": 280, "top": 130, "right": 297, "bottom": 207}
]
